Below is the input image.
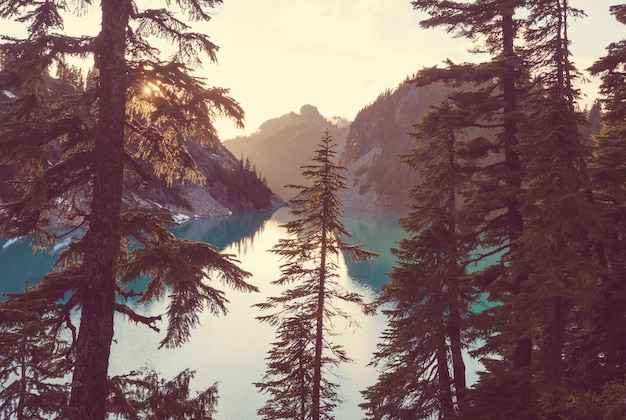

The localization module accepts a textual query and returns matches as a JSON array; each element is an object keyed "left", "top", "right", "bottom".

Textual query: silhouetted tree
[
  {"left": 107, "top": 367, "right": 218, "bottom": 420},
  {"left": 255, "top": 130, "right": 377, "bottom": 420},
  {"left": 0, "top": 281, "right": 72, "bottom": 419},
  {"left": 577, "top": 4, "right": 626, "bottom": 414},
  {"left": 361, "top": 102, "right": 478, "bottom": 419},
  {"left": 380, "top": 1, "right": 610, "bottom": 418},
  {"left": 0, "top": 1, "right": 254, "bottom": 419}
]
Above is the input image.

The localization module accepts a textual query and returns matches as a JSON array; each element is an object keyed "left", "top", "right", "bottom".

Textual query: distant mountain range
[
  {"left": 6, "top": 76, "right": 597, "bottom": 223},
  {"left": 223, "top": 105, "right": 350, "bottom": 200},
  {"left": 223, "top": 82, "right": 451, "bottom": 213}
]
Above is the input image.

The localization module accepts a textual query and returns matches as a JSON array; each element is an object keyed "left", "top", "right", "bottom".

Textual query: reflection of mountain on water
[
  {"left": 341, "top": 212, "right": 405, "bottom": 289},
  {"left": 171, "top": 209, "right": 275, "bottom": 254}
]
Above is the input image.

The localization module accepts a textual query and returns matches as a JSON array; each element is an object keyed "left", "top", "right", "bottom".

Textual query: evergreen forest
[{"left": 0, "top": 1, "right": 625, "bottom": 419}]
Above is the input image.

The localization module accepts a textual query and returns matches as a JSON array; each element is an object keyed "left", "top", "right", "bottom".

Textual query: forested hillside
[{"left": 0, "top": 78, "right": 282, "bottom": 223}]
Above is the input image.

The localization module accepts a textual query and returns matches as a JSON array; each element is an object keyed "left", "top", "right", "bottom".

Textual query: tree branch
[{"left": 115, "top": 303, "right": 161, "bottom": 333}]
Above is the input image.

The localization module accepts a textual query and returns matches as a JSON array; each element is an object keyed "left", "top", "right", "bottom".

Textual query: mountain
[
  {"left": 0, "top": 78, "right": 283, "bottom": 226},
  {"left": 222, "top": 105, "right": 350, "bottom": 199},
  {"left": 121, "top": 139, "right": 283, "bottom": 223},
  {"left": 222, "top": 85, "right": 451, "bottom": 213},
  {"left": 339, "top": 82, "right": 450, "bottom": 213}
]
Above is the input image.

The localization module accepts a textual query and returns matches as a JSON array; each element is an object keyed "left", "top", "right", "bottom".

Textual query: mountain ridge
[
  {"left": 222, "top": 82, "right": 451, "bottom": 213},
  {"left": 223, "top": 105, "right": 350, "bottom": 200}
]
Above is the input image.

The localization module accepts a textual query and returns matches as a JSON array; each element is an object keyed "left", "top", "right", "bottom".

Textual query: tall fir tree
[
  {"left": 374, "top": 1, "right": 612, "bottom": 418},
  {"left": 499, "top": 1, "right": 606, "bottom": 416},
  {"left": 409, "top": 0, "right": 532, "bottom": 381},
  {"left": 361, "top": 101, "right": 478, "bottom": 419},
  {"left": 255, "top": 130, "right": 377, "bottom": 420},
  {"left": 0, "top": 1, "right": 255, "bottom": 418},
  {"left": 401, "top": 0, "right": 537, "bottom": 415},
  {"left": 575, "top": 4, "right": 626, "bottom": 415}
]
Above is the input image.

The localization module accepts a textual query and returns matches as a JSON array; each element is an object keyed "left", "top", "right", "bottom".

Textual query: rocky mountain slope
[
  {"left": 339, "top": 82, "right": 450, "bottom": 213},
  {"left": 0, "top": 78, "right": 282, "bottom": 225},
  {"left": 223, "top": 105, "right": 350, "bottom": 199},
  {"left": 122, "top": 139, "right": 283, "bottom": 222},
  {"left": 222, "top": 82, "right": 450, "bottom": 213}
]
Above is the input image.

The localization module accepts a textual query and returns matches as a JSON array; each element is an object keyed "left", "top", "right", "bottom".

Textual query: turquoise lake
[{"left": 0, "top": 207, "right": 412, "bottom": 419}]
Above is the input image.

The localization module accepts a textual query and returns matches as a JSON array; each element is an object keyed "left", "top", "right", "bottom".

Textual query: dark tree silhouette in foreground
[
  {"left": 361, "top": 102, "right": 478, "bottom": 419},
  {"left": 0, "top": 1, "right": 255, "bottom": 418},
  {"left": 108, "top": 367, "right": 218, "bottom": 419}
]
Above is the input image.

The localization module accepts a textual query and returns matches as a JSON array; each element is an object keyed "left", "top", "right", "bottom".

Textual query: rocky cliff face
[
  {"left": 222, "top": 85, "right": 450, "bottom": 213},
  {"left": 223, "top": 105, "right": 350, "bottom": 200},
  {"left": 122, "top": 139, "right": 283, "bottom": 223},
  {"left": 339, "top": 82, "right": 449, "bottom": 213}
]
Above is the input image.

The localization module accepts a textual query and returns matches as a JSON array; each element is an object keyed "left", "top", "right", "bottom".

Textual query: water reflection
[
  {"left": 342, "top": 211, "right": 404, "bottom": 289},
  {"left": 0, "top": 236, "right": 62, "bottom": 295},
  {"left": 171, "top": 209, "right": 275, "bottom": 254},
  {"left": 0, "top": 208, "right": 405, "bottom": 419}
]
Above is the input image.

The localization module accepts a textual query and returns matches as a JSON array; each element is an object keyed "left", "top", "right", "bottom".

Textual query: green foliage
[
  {"left": 365, "top": 1, "right": 625, "bottom": 419},
  {"left": 362, "top": 102, "right": 478, "bottom": 419},
  {"left": 255, "top": 130, "right": 377, "bottom": 420}
]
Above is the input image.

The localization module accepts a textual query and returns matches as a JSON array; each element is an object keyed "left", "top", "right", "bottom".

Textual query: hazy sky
[
  {"left": 206, "top": 0, "right": 622, "bottom": 140},
  {"left": 1, "top": 1, "right": 622, "bottom": 140}
]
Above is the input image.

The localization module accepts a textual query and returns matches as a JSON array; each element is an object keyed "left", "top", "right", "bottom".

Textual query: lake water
[{"left": 0, "top": 207, "right": 410, "bottom": 419}]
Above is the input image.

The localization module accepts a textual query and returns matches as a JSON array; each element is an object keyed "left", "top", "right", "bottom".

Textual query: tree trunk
[
  {"left": 502, "top": 2, "right": 532, "bottom": 390},
  {"left": 68, "top": 0, "right": 127, "bottom": 418},
  {"left": 436, "top": 324, "right": 454, "bottom": 419},
  {"left": 448, "top": 308, "right": 466, "bottom": 409},
  {"left": 312, "top": 240, "right": 326, "bottom": 420},
  {"left": 446, "top": 129, "right": 467, "bottom": 410},
  {"left": 549, "top": 296, "right": 564, "bottom": 410}
]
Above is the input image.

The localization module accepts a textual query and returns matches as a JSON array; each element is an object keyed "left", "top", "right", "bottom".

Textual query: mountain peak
[
  {"left": 222, "top": 106, "right": 350, "bottom": 199},
  {"left": 299, "top": 104, "right": 321, "bottom": 118}
]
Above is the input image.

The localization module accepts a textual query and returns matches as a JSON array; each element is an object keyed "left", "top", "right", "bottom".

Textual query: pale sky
[
  {"left": 205, "top": 0, "right": 623, "bottom": 140},
  {"left": 1, "top": 1, "right": 622, "bottom": 140}
]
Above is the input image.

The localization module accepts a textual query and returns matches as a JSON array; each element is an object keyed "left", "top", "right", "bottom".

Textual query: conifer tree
[
  {"left": 403, "top": 1, "right": 538, "bottom": 415},
  {"left": 0, "top": 1, "right": 255, "bottom": 419},
  {"left": 0, "top": 281, "right": 72, "bottom": 419},
  {"left": 361, "top": 102, "right": 477, "bottom": 419},
  {"left": 575, "top": 4, "right": 626, "bottom": 412},
  {"left": 255, "top": 130, "right": 377, "bottom": 420},
  {"left": 107, "top": 367, "right": 218, "bottom": 419},
  {"left": 495, "top": 2, "right": 606, "bottom": 416},
  {"left": 388, "top": 1, "right": 610, "bottom": 418}
]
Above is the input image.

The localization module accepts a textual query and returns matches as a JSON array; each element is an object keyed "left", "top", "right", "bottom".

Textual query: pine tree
[
  {"left": 403, "top": 1, "right": 537, "bottom": 415},
  {"left": 501, "top": 2, "right": 606, "bottom": 416},
  {"left": 0, "top": 281, "right": 72, "bottom": 419},
  {"left": 255, "top": 130, "right": 377, "bottom": 420},
  {"left": 0, "top": 1, "right": 255, "bottom": 419},
  {"left": 107, "top": 367, "right": 218, "bottom": 419},
  {"left": 575, "top": 4, "right": 626, "bottom": 413},
  {"left": 361, "top": 102, "right": 477, "bottom": 419},
  {"left": 391, "top": 1, "right": 610, "bottom": 418}
]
